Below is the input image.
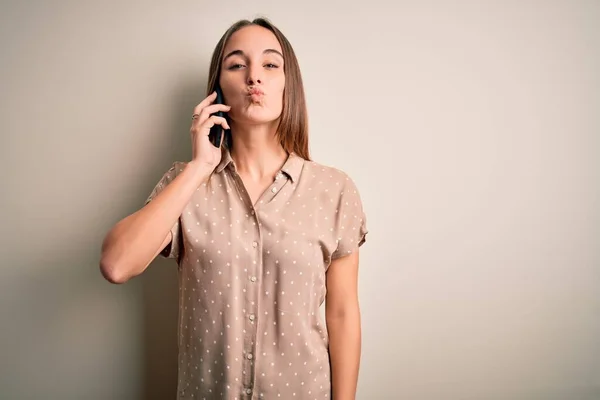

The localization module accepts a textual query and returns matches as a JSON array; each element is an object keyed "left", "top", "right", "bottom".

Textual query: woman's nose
[
  {"left": 247, "top": 76, "right": 262, "bottom": 85},
  {"left": 247, "top": 66, "right": 262, "bottom": 85}
]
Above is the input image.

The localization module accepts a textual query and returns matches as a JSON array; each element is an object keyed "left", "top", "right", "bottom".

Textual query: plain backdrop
[{"left": 1, "top": 1, "right": 599, "bottom": 399}]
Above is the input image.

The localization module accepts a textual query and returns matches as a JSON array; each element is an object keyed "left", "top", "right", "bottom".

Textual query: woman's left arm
[{"left": 325, "top": 250, "right": 362, "bottom": 400}]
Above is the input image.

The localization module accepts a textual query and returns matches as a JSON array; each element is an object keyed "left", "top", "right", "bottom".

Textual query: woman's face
[{"left": 219, "top": 25, "right": 285, "bottom": 126}]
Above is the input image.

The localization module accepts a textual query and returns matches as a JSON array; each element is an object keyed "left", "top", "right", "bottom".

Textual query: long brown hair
[{"left": 206, "top": 17, "right": 311, "bottom": 161}]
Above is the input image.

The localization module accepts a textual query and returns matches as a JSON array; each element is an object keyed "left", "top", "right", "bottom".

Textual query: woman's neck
[{"left": 229, "top": 124, "right": 288, "bottom": 182}]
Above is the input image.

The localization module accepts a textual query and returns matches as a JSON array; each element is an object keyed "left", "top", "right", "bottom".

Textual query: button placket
[{"left": 242, "top": 211, "right": 263, "bottom": 395}]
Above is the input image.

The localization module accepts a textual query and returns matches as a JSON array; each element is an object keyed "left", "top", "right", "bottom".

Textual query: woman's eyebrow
[
  {"left": 263, "top": 49, "right": 284, "bottom": 59},
  {"left": 223, "top": 49, "right": 284, "bottom": 62}
]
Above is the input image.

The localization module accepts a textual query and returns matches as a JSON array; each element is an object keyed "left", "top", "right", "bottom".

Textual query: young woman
[{"left": 100, "top": 17, "right": 368, "bottom": 400}]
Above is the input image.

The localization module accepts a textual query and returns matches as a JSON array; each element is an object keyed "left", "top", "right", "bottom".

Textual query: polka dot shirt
[{"left": 145, "top": 147, "right": 368, "bottom": 399}]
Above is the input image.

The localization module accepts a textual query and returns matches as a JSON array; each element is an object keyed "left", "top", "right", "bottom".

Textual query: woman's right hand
[{"left": 189, "top": 91, "right": 231, "bottom": 170}]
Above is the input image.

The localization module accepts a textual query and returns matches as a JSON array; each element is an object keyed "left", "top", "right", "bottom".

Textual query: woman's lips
[
  {"left": 247, "top": 88, "right": 264, "bottom": 96},
  {"left": 247, "top": 89, "right": 264, "bottom": 103}
]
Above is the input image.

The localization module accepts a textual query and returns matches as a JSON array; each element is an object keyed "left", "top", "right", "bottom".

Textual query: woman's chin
[{"left": 236, "top": 108, "right": 281, "bottom": 125}]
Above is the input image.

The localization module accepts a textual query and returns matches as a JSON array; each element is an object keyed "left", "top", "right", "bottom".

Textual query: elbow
[
  {"left": 99, "top": 257, "right": 130, "bottom": 284},
  {"left": 99, "top": 231, "right": 132, "bottom": 284},
  {"left": 329, "top": 309, "right": 360, "bottom": 322},
  {"left": 326, "top": 303, "right": 361, "bottom": 322}
]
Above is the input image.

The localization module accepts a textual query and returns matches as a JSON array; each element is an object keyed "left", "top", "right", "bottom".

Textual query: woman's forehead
[{"left": 224, "top": 25, "right": 282, "bottom": 55}]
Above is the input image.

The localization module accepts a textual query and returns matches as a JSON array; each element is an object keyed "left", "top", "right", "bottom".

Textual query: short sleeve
[
  {"left": 144, "top": 162, "right": 183, "bottom": 261},
  {"left": 331, "top": 174, "right": 368, "bottom": 259}
]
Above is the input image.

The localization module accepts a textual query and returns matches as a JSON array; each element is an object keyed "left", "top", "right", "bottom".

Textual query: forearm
[
  {"left": 100, "top": 161, "right": 211, "bottom": 282},
  {"left": 326, "top": 306, "right": 361, "bottom": 400}
]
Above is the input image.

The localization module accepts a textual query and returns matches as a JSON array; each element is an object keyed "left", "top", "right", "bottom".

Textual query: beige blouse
[{"left": 145, "top": 147, "right": 368, "bottom": 400}]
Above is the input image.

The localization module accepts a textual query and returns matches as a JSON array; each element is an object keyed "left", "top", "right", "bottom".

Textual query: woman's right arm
[
  {"left": 100, "top": 91, "right": 231, "bottom": 284},
  {"left": 99, "top": 162, "right": 212, "bottom": 284}
]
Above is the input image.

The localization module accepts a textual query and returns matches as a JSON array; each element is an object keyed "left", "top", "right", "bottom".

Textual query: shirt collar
[{"left": 215, "top": 146, "right": 304, "bottom": 183}]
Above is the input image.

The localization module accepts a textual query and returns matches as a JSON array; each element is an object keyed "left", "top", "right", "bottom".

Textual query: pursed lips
[{"left": 247, "top": 88, "right": 264, "bottom": 96}]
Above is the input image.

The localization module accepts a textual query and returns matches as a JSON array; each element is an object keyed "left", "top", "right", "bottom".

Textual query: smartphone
[{"left": 208, "top": 85, "right": 228, "bottom": 147}]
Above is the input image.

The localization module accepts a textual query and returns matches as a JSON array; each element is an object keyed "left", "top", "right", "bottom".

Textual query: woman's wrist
[{"left": 185, "top": 160, "right": 214, "bottom": 185}]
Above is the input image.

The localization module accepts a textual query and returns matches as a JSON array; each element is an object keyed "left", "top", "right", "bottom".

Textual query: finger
[
  {"left": 198, "top": 115, "right": 230, "bottom": 135},
  {"left": 204, "top": 115, "right": 230, "bottom": 131},
  {"left": 203, "top": 103, "right": 232, "bottom": 116},
  {"left": 192, "top": 91, "right": 218, "bottom": 115},
  {"left": 196, "top": 103, "right": 231, "bottom": 125}
]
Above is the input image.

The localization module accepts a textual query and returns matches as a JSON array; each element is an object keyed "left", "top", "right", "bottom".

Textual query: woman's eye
[
  {"left": 265, "top": 63, "right": 279, "bottom": 69},
  {"left": 228, "top": 64, "right": 245, "bottom": 70}
]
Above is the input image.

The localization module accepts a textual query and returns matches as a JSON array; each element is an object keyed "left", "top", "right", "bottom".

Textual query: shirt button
[
  {"left": 246, "top": 388, "right": 253, "bottom": 394},
  {"left": 252, "top": 241, "right": 258, "bottom": 248},
  {"left": 249, "top": 314, "right": 256, "bottom": 321},
  {"left": 271, "top": 186, "right": 278, "bottom": 193},
  {"left": 250, "top": 210, "right": 255, "bottom": 215},
  {"left": 247, "top": 353, "right": 253, "bottom": 360},
  {"left": 250, "top": 276, "right": 257, "bottom": 282}
]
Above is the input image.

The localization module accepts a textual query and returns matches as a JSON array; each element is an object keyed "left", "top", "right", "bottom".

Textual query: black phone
[{"left": 208, "top": 85, "right": 228, "bottom": 148}]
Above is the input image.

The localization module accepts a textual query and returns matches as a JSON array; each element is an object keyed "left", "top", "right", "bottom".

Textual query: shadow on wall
[
  {"left": 141, "top": 258, "right": 179, "bottom": 400},
  {"left": 140, "top": 74, "right": 210, "bottom": 399}
]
